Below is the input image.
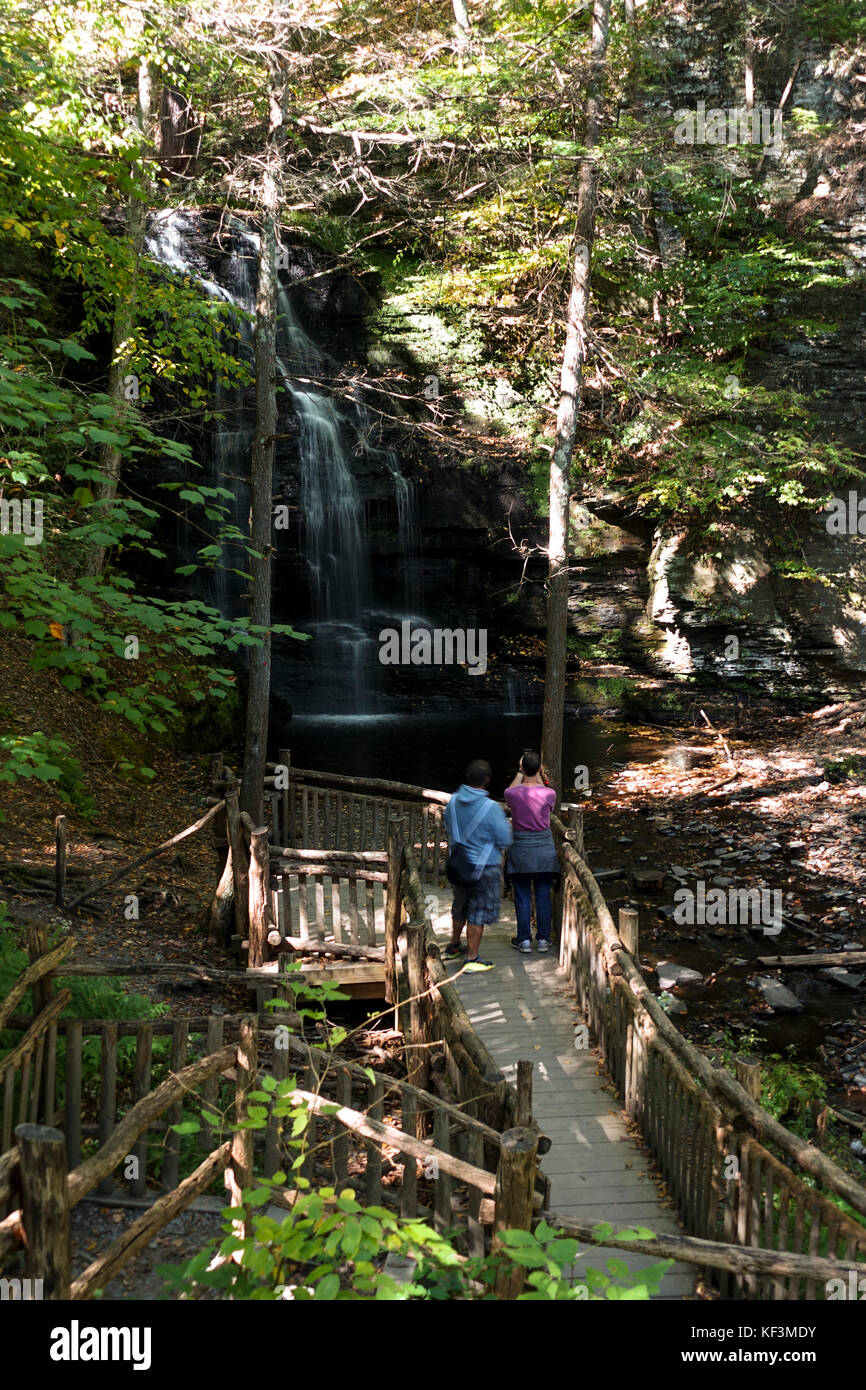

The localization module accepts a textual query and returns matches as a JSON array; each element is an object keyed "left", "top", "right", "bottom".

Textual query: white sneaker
[{"left": 537, "top": 940, "right": 551, "bottom": 953}]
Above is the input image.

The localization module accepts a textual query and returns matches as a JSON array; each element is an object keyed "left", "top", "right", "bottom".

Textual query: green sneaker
[
  {"left": 464, "top": 957, "right": 495, "bottom": 973},
  {"left": 443, "top": 942, "right": 467, "bottom": 960}
]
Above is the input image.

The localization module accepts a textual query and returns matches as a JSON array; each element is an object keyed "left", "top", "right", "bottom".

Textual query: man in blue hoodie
[{"left": 443, "top": 759, "right": 512, "bottom": 972}]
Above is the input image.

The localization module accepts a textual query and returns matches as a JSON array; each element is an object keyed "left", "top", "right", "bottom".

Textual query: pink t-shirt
[{"left": 505, "top": 784, "right": 556, "bottom": 833}]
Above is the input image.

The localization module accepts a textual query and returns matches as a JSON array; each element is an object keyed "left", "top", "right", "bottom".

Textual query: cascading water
[
  {"left": 275, "top": 288, "right": 378, "bottom": 712},
  {"left": 144, "top": 211, "right": 423, "bottom": 715}
]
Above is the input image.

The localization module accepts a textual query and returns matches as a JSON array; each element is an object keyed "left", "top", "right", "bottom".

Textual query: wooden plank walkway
[{"left": 425, "top": 885, "right": 696, "bottom": 1299}]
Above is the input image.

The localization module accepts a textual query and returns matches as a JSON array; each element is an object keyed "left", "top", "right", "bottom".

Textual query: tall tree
[
  {"left": 541, "top": 0, "right": 612, "bottom": 802},
  {"left": 239, "top": 62, "right": 287, "bottom": 824},
  {"left": 452, "top": 0, "right": 471, "bottom": 42}
]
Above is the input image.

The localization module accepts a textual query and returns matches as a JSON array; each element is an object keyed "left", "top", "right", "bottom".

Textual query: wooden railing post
[
  {"left": 27, "top": 923, "right": 57, "bottom": 1118},
  {"left": 15, "top": 1123, "right": 70, "bottom": 1299},
  {"left": 228, "top": 1015, "right": 258, "bottom": 1246},
  {"left": 27, "top": 924, "right": 51, "bottom": 1019},
  {"left": 564, "top": 803, "right": 584, "bottom": 858},
  {"left": 384, "top": 817, "right": 404, "bottom": 1009},
  {"left": 735, "top": 1057, "right": 761, "bottom": 1102},
  {"left": 54, "top": 814, "right": 67, "bottom": 909},
  {"left": 248, "top": 825, "right": 274, "bottom": 968},
  {"left": 619, "top": 907, "right": 639, "bottom": 959},
  {"left": 278, "top": 747, "right": 291, "bottom": 845},
  {"left": 406, "top": 922, "right": 431, "bottom": 1126},
  {"left": 493, "top": 1126, "right": 539, "bottom": 1299},
  {"left": 516, "top": 1060, "right": 533, "bottom": 1127},
  {"left": 225, "top": 770, "right": 250, "bottom": 944},
  {"left": 97, "top": 1022, "right": 118, "bottom": 1196},
  {"left": 555, "top": 806, "right": 583, "bottom": 945}
]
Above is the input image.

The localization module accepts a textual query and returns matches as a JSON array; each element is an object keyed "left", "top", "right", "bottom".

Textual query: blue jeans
[{"left": 512, "top": 875, "right": 553, "bottom": 943}]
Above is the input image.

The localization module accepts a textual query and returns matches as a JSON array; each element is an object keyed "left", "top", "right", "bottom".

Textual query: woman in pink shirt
[{"left": 504, "top": 750, "right": 561, "bottom": 953}]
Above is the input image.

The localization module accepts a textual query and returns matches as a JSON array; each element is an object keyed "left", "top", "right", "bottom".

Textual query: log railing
[
  {"left": 0, "top": 992, "right": 69, "bottom": 1155},
  {"left": 550, "top": 813, "right": 866, "bottom": 1299},
  {"left": 2, "top": 1008, "right": 544, "bottom": 1296},
  {"left": 0, "top": 1007, "right": 247, "bottom": 1197},
  {"left": 275, "top": 1036, "right": 498, "bottom": 1248},
  {"left": 282, "top": 765, "right": 449, "bottom": 883},
  {"left": 269, "top": 848, "right": 388, "bottom": 949},
  {"left": 0, "top": 1025, "right": 251, "bottom": 1298}
]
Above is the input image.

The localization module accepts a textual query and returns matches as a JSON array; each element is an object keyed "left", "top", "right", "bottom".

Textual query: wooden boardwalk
[{"left": 426, "top": 887, "right": 696, "bottom": 1299}]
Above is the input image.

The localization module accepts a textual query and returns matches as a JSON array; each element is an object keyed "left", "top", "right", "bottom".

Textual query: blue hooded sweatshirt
[{"left": 444, "top": 784, "right": 512, "bottom": 871}]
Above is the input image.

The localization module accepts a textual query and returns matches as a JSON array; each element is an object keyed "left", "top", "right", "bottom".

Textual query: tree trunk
[
  {"left": 86, "top": 58, "right": 154, "bottom": 578},
  {"left": 239, "top": 78, "right": 286, "bottom": 823},
  {"left": 452, "top": 0, "right": 470, "bottom": 40},
  {"left": 541, "top": 0, "right": 611, "bottom": 801}
]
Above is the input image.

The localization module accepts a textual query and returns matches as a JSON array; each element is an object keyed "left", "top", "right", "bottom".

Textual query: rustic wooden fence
[
  {"left": 550, "top": 814, "right": 866, "bottom": 1299},
  {"left": 0, "top": 1020, "right": 248, "bottom": 1298},
  {"left": 255, "top": 757, "right": 450, "bottom": 881},
  {"left": 0, "top": 784, "right": 552, "bottom": 1297},
  {"left": 269, "top": 848, "right": 388, "bottom": 949},
  {"left": 0, "top": 998, "right": 546, "bottom": 1297},
  {"left": 274, "top": 1033, "right": 546, "bottom": 1253},
  {"left": 0, "top": 937, "right": 72, "bottom": 1156}
]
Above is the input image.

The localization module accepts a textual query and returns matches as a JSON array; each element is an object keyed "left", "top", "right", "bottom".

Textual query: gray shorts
[{"left": 451, "top": 866, "right": 502, "bottom": 927}]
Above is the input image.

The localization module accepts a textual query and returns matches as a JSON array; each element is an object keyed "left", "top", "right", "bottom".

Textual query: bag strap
[{"left": 451, "top": 796, "right": 493, "bottom": 845}]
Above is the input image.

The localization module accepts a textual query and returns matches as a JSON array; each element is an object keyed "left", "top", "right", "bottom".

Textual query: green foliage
[
  {"left": 717, "top": 1029, "right": 827, "bottom": 1141},
  {"left": 0, "top": 916, "right": 169, "bottom": 1106},
  {"left": 160, "top": 1181, "right": 671, "bottom": 1301},
  {"left": 0, "top": 732, "right": 95, "bottom": 819},
  {"left": 823, "top": 753, "right": 866, "bottom": 785},
  {"left": 0, "top": 8, "right": 311, "bottom": 792},
  {"left": 798, "top": 0, "right": 866, "bottom": 43}
]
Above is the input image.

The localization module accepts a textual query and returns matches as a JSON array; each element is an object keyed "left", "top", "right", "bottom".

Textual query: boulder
[
  {"left": 753, "top": 976, "right": 804, "bottom": 1013},
  {"left": 657, "top": 961, "right": 704, "bottom": 990}
]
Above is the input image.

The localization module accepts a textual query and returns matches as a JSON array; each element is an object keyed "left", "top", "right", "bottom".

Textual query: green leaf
[
  {"left": 546, "top": 1238, "right": 579, "bottom": 1264},
  {"left": 314, "top": 1273, "right": 340, "bottom": 1300},
  {"left": 171, "top": 1120, "right": 201, "bottom": 1136},
  {"left": 60, "top": 340, "right": 96, "bottom": 361},
  {"left": 499, "top": 1228, "right": 536, "bottom": 1247}
]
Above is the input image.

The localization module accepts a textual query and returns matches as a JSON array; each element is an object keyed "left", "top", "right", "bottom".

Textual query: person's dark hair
[
  {"left": 521, "top": 750, "right": 541, "bottom": 777},
  {"left": 465, "top": 758, "right": 492, "bottom": 787}
]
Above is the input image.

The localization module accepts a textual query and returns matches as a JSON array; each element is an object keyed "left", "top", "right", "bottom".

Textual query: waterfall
[
  {"left": 144, "top": 211, "right": 422, "bottom": 715},
  {"left": 502, "top": 667, "right": 535, "bottom": 715},
  {"left": 275, "top": 289, "right": 377, "bottom": 712},
  {"left": 144, "top": 211, "right": 253, "bottom": 617},
  {"left": 373, "top": 443, "right": 420, "bottom": 613}
]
